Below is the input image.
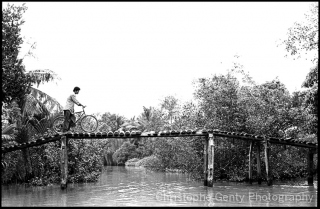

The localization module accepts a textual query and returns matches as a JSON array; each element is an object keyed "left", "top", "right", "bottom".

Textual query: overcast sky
[{"left": 3, "top": 2, "right": 317, "bottom": 119}]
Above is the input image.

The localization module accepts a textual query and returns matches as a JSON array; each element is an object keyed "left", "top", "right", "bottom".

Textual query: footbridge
[{"left": 2, "top": 129, "right": 318, "bottom": 189}]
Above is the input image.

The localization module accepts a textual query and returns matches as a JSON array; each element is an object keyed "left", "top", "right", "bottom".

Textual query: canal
[{"left": 1, "top": 166, "right": 318, "bottom": 206}]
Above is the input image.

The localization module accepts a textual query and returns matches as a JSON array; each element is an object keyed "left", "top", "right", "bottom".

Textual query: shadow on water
[{"left": 1, "top": 166, "right": 318, "bottom": 206}]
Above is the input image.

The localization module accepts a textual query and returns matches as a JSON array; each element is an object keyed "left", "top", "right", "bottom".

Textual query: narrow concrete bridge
[{"left": 2, "top": 129, "right": 318, "bottom": 189}]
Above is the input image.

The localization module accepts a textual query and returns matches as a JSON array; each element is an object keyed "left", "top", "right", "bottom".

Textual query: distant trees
[
  {"left": 193, "top": 68, "right": 315, "bottom": 140},
  {"left": 281, "top": 2, "right": 318, "bottom": 137},
  {"left": 112, "top": 141, "right": 138, "bottom": 165},
  {"left": 194, "top": 71, "right": 242, "bottom": 132},
  {"left": 160, "top": 96, "right": 180, "bottom": 128},
  {"left": 300, "top": 65, "right": 318, "bottom": 136},
  {"left": 136, "top": 106, "right": 164, "bottom": 132},
  {"left": 281, "top": 2, "right": 318, "bottom": 63},
  {"left": 96, "top": 112, "right": 125, "bottom": 132}
]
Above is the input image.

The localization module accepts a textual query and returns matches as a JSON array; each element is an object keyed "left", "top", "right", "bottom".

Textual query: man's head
[{"left": 73, "top": 86, "right": 80, "bottom": 94}]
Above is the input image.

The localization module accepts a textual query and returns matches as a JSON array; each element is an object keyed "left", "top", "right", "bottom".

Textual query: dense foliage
[
  {"left": 280, "top": 2, "right": 318, "bottom": 139},
  {"left": 2, "top": 139, "right": 108, "bottom": 185},
  {"left": 2, "top": 3, "right": 29, "bottom": 105},
  {"left": 112, "top": 141, "right": 139, "bottom": 165},
  {"left": 1, "top": 3, "right": 100, "bottom": 186}
]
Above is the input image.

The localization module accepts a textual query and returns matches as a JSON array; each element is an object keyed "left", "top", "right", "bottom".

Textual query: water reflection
[{"left": 1, "top": 166, "right": 317, "bottom": 206}]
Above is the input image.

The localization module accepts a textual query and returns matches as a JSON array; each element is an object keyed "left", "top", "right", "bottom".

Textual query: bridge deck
[{"left": 2, "top": 129, "right": 318, "bottom": 154}]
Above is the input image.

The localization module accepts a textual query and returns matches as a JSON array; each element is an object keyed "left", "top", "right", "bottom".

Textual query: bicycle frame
[
  {"left": 54, "top": 107, "right": 97, "bottom": 133},
  {"left": 73, "top": 107, "right": 86, "bottom": 124}
]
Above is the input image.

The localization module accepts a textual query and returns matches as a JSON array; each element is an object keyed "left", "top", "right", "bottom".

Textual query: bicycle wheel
[
  {"left": 52, "top": 116, "right": 65, "bottom": 134},
  {"left": 80, "top": 115, "right": 98, "bottom": 133}
]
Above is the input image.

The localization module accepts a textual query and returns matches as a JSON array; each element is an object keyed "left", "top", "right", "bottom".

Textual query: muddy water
[{"left": 1, "top": 166, "right": 317, "bottom": 206}]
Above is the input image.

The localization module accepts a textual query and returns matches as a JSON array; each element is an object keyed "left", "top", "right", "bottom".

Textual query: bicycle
[{"left": 52, "top": 106, "right": 98, "bottom": 134}]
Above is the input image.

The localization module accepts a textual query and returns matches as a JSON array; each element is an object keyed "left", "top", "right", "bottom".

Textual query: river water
[{"left": 1, "top": 166, "right": 317, "bottom": 207}]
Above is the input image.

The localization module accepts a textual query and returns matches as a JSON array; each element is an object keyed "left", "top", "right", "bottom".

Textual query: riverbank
[
  {"left": 124, "top": 156, "right": 185, "bottom": 173},
  {"left": 124, "top": 156, "right": 160, "bottom": 168},
  {"left": 2, "top": 163, "right": 317, "bottom": 188},
  {"left": 124, "top": 155, "right": 318, "bottom": 183}
]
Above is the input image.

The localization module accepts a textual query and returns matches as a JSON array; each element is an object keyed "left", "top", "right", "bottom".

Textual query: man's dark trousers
[{"left": 63, "top": 110, "right": 76, "bottom": 132}]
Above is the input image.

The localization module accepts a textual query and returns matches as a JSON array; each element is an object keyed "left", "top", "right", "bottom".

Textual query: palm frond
[
  {"left": 30, "top": 87, "right": 63, "bottom": 113},
  {"left": 26, "top": 122, "right": 38, "bottom": 138},
  {"left": 25, "top": 112, "right": 63, "bottom": 138},
  {"left": 2, "top": 123, "right": 17, "bottom": 135},
  {"left": 21, "top": 94, "right": 43, "bottom": 117},
  {"left": 2, "top": 123, "right": 17, "bottom": 144},
  {"left": 35, "top": 117, "right": 50, "bottom": 134},
  {"left": 2, "top": 134, "right": 15, "bottom": 142},
  {"left": 98, "top": 123, "right": 112, "bottom": 132},
  {"left": 21, "top": 87, "right": 62, "bottom": 121},
  {"left": 142, "top": 106, "right": 153, "bottom": 121},
  {"left": 26, "top": 69, "right": 61, "bottom": 88}
]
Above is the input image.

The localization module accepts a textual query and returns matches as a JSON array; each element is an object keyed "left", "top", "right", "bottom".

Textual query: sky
[{"left": 3, "top": 2, "right": 317, "bottom": 119}]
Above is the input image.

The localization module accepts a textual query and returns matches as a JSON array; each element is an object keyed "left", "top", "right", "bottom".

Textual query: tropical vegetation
[{"left": 1, "top": 3, "right": 318, "bottom": 186}]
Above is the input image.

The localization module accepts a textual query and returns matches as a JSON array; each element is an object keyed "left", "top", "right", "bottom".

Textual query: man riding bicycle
[{"left": 63, "top": 86, "right": 86, "bottom": 133}]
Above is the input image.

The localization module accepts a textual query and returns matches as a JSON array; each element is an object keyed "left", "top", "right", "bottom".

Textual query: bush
[
  {"left": 125, "top": 158, "right": 140, "bottom": 166},
  {"left": 112, "top": 141, "right": 139, "bottom": 165},
  {"left": 137, "top": 136, "right": 318, "bottom": 183},
  {"left": 67, "top": 139, "right": 106, "bottom": 183},
  {"left": 152, "top": 137, "right": 202, "bottom": 173},
  {"left": 1, "top": 138, "right": 108, "bottom": 185},
  {"left": 136, "top": 155, "right": 162, "bottom": 168}
]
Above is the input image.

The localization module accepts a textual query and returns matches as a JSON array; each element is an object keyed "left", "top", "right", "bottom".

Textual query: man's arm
[{"left": 71, "top": 95, "right": 83, "bottom": 106}]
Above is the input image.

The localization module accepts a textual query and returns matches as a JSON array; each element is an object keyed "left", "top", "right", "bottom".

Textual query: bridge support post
[
  {"left": 61, "top": 135, "right": 68, "bottom": 190},
  {"left": 264, "top": 139, "right": 272, "bottom": 186},
  {"left": 307, "top": 148, "right": 315, "bottom": 186},
  {"left": 207, "top": 133, "right": 215, "bottom": 187},
  {"left": 256, "top": 142, "right": 262, "bottom": 185},
  {"left": 203, "top": 136, "right": 208, "bottom": 186},
  {"left": 248, "top": 140, "right": 254, "bottom": 184}
]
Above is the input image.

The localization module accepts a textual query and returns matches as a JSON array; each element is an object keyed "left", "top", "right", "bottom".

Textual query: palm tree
[
  {"left": 2, "top": 69, "right": 62, "bottom": 182},
  {"left": 119, "top": 106, "right": 153, "bottom": 132},
  {"left": 109, "top": 114, "right": 126, "bottom": 132},
  {"left": 120, "top": 116, "right": 143, "bottom": 132},
  {"left": 137, "top": 106, "right": 154, "bottom": 132},
  {"left": 2, "top": 69, "right": 62, "bottom": 142},
  {"left": 2, "top": 100, "right": 20, "bottom": 146},
  {"left": 120, "top": 106, "right": 165, "bottom": 132},
  {"left": 1, "top": 124, "right": 17, "bottom": 145},
  {"left": 97, "top": 122, "right": 112, "bottom": 132},
  {"left": 15, "top": 86, "right": 63, "bottom": 139}
]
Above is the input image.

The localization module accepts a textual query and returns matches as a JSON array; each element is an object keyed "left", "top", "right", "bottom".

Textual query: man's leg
[
  {"left": 69, "top": 114, "right": 76, "bottom": 132},
  {"left": 70, "top": 114, "right": 76, "bottom": 128},
  {"left": 63, "top": 110, "right": 71, "bottom": 132}
]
